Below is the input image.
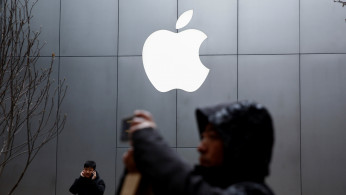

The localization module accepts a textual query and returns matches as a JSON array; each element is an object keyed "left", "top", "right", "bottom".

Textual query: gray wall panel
[
  {"left": 119, "top": 0, "right": 177, "bottom": 56},
  {"left": 0, "top": 141, "right": 57, "bottom": 195},
  {"left": 57, "top": 57, "right": 117, "bottom": 195},
  {"left": 238, "top": 55, "right": 301, "bottom": 195},
  {"left": 177, "top": 148, "right": 199, "bottom": 166},
  {"left": 178, "top": 0, "right": 237, "bottom": 55},
  {"left": 13, "top": 141, "right": 57, "bottom": 194},
  {"left": 301, "top": 0, "right": 346, "bottom": 53},
  {"left": 239, "top": 0, "right": 299, "bottom": 54},
  {"left": 60, "top": 0, "right": 118, "bottom": 56},
  {"left": 31, "top": 0, "right": 60, "bottom": 56},
  {"left": 117, "top": 57, "right": 177, "bottom": 147},
  {"left": 301, "top": 54, "right": 346, "bottom": 195},
  {"left": 177, "top": 55, "right": 237, "bottom": 147}
]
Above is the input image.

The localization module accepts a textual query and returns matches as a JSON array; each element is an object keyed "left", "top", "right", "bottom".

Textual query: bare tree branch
[
  {"left": 334, "top": 0, "right": 346, "bottom": 21},
  {"left": 0, "top": 0, "right": 67, "bottom": 194}
]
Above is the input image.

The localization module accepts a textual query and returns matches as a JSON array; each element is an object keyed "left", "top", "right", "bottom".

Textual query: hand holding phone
[
  {"left": 120, "top": 110, "right": 157, "bottom": 142},
  {"left": 92, "top": 171, "right": 97, "bottom": 180}
]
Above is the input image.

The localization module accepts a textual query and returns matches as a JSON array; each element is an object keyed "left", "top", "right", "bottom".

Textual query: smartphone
[{"left": 120, "top": 116, "right": 133, "bottom": 141}]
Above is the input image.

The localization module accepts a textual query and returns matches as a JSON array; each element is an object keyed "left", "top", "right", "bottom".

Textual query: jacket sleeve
[
  {"left": 132, "top": 128, "right": 228, "bottom": 195},
  {"left": 69, "top": 177, "right": 82, "bottom": 194}
]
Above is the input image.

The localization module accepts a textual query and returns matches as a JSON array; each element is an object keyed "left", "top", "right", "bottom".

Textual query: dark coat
[
  {"left": 132, "top": 101, "right": 275, "bottom": 195},
  {"left": 133, "top": 128, "right": 274, "bottom": 195},
  {"left": 69, "top": 171, "right": 105, "bottom": 195}
]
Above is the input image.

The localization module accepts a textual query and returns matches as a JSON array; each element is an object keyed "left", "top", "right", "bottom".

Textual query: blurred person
[
  {"left": 70, "top": 160, "right": 105, "bottom": 195},
  {"left": 122, "top": 100, "right": 275, "bottom": 195}
]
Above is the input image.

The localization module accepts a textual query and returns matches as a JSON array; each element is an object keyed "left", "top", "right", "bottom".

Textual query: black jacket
[
  {"left": 133, "top": 129, "right": 274, "bottom": 195},
  {"left": 132, "top": 101, "right": 275, "bottom": 195},
  {"left": 69, "top": 171, "right": 105, "bottom": 195}
]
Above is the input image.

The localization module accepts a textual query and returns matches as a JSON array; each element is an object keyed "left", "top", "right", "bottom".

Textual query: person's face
[
  {"left": 83, "top": 167, "right": 95, "bottom": 178},
  {"left": 197, "top": 124, "right": 224, "bottom": 167}
]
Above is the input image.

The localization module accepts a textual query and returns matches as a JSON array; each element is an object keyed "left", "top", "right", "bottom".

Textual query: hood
[{"left": 195, "top": 100, "right": 274, "bottom": 183}]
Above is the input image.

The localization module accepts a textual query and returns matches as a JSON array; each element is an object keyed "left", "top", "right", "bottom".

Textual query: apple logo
[{"left": 142, "top": 10, "right": 209, "bottom": 92}]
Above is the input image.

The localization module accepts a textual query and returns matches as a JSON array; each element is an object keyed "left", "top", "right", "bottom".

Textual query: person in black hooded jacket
[
  {"left": 122, "top": 100, "right": 275, "bottom": 195},
  {"left": 69, "top": 160, "right": 105, "bottom": 195}
]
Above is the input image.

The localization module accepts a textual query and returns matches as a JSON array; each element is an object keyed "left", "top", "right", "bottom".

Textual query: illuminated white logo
[{"left": 142, "top": 10, "right": 209, "bottom": 92}]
